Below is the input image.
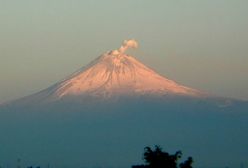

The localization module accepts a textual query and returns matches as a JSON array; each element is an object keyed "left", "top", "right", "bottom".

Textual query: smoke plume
[{"left": 111, "top": 39, "right": 138, "bottom": 56}]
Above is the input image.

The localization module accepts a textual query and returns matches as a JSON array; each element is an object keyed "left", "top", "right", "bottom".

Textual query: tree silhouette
[{"left": 132, "top": 145, "right": 193, "bottom": 168}]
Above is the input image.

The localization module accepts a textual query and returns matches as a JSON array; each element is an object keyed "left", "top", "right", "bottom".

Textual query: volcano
[
  {"left": 52, "top": 51, "right": 201, "bottom": 98},
  {"left": 14, "top": 39, "right": 203, "bottom": 104}
]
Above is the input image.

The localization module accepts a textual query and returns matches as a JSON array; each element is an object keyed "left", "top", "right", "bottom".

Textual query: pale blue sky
[{"left": 0, "top": 0, "right": 248, "bottom": 103}]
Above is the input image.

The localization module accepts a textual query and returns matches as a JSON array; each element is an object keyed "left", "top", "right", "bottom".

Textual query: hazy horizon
[{"left": 1, "top": 0, "right": 248, "bottom": 103}]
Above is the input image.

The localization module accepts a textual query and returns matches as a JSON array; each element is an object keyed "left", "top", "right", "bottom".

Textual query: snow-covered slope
[
  {"left": 38, "top": 40, "right": 202, "bottom": 100},
  {"left": 54, "top": 53, "right": 200, "bottom": 98}
]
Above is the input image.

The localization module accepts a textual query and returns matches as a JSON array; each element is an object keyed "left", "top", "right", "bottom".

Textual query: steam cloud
[{"left": 111, "top": 39, "right": 138, "bottom": 56}]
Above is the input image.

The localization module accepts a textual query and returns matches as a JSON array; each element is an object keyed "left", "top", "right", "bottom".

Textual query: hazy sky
[{"left": 0, "top": 0, "right": 248, "bottom": 103}]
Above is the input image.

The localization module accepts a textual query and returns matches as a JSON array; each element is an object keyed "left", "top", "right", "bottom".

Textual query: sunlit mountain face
[{"left": 0, "top": 40, "right": 248, "bottom": 168}]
